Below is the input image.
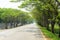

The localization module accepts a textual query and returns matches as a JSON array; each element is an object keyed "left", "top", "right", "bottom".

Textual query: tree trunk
[
  {"left": 58, "top": 22, "right": 60, "bottom": 37},
  {"left": 51, "top": 24, "right": 54, "bottom": 33},
  {"left": 59, "top": 26, "right": 60, "bottom": 37},
  {"left": 5, "top": 23, "right": 8, "bottom": 29},
  {"left": 14, "top": 22, "right": 16, "bottom": 27},
  {"left": 10, "top": 22, "right": 12, "bottom": 28},
  {"left": 16, "top": 23, "right": 18, "bottom": 27},
  {"left": 51, "top": 21, "right": 55, "bottom": 33},
  {"left": 46, "top": 20, "right": 49, "bottom": 30}
]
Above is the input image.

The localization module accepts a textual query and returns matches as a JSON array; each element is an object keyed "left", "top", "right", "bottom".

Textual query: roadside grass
[{"left": 37, "top": 24, "right": 60, "bottom": 40}]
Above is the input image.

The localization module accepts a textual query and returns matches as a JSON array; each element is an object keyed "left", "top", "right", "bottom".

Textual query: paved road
[{"left": 0, "top": 23, "right": 46, "bottom": 40}]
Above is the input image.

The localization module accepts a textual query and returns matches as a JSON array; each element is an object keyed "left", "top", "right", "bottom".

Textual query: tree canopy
[
  {"left": 10, "top": 0, "right": 60, "bottom": 37},
  {"left": 0, "top": 8, "right": 33, "bottom": 29}
]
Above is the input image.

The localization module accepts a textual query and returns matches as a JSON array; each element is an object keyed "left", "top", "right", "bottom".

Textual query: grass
[{"left": 37, "top": 24, "right": 60, "bottom": 40}]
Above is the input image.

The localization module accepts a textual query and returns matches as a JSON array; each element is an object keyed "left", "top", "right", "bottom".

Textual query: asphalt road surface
[{"left": 0, "top": 23, "right": 46, "bottom": 40}]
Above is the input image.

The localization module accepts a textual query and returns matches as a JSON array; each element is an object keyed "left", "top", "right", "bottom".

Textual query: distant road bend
[{"left": 0, "top": 23, "right": 46, "bottom": 40}]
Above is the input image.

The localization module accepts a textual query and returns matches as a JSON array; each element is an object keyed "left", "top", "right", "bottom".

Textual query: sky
[
  {"left": 0, "top": 0, "right": 30, "bottom": 12},
  {"left": 0, "top": 0, "right": 22, "bottom": 9}
]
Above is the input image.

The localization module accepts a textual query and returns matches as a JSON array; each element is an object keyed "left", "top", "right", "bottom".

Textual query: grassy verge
[{"left": 37, "top": 25, "right": 60, "bottom": 40}]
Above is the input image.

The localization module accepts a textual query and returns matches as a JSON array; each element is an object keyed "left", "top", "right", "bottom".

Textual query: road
[{"left": 0, "top": 23, "right": 46, "bottom": 40}]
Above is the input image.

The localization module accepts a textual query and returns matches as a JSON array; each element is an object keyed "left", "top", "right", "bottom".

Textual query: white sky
[
  {"left": 0, "top": 0, "right": 29, "bottom": 12},
  {"left": 0, "top": 0, "right": 22, "bottom": 9}
]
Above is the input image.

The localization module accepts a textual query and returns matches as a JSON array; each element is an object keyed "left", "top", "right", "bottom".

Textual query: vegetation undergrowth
[{"left": 37, "top": 24, "right": 60, "bottom": 40}]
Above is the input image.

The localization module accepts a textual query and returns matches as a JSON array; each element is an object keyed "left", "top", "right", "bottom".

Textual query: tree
[
  {"left": 10, "top": 0, "right": 60, "bottom": 38},
  {"left": 57, "top": 13, "right": 60, "bottom": 37},
  {"left": 0, "top": 8, "right": 33, "bottom": 29}
]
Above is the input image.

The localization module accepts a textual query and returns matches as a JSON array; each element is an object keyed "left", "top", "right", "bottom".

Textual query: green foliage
[
  {"left": 0, "top": 8, "right": 33, "bottom": 28},
  {"left": 10, "top": 0, "right": 60, "bottom": 38},
  {"left": 10, "top": 0, "right": 20, "bottom": 2},
  {"left": 18, "top": 0, "right": 58, "bottom": 24}
]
